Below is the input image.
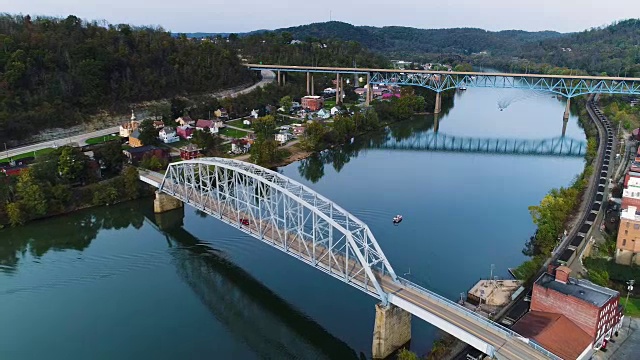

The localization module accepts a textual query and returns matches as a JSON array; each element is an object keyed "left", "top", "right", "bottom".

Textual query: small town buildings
[
  {"left": 250, "top": 109, "right": 259, "bottom": 119},
  {"left": 195, "top": 119, "right": 215, "bottom": 131},
  {"left": 513, "top": 265, "right": 623, "bottom": 359},
  {"left": 123, "top": 146, "right": 168, "bottom": 165},
  {"left": 176, "top": 125, "right": 194, "bottom": 140},
  {"left": 159, "top": 127, "right": 180, "bottom": 144},
  {"left": 323, "top": 88, "right": 336, "bottom": 95},
  {"left": 231, "top": 138, "right": 250, "bottom": 154},
  {"left": 0, "top": 163, "right": 29, "bottom": 177},
  {"left": 293, "top": 126, "right": 306, "bottom": 137},
  {"left": 354, "top": 88, "right": 367, "bottom": 96},
  {"left": 153, "top": 120, "right": 165, "bottom": 129},
  {"left": 214, "top": 108, "right": 229, "bottom": 120},
  {"left": 119, "top": 110, "right": 139, "bottom": 137},
  {"left": 616, "top": 205, "right": 640, "bottom": 265},
  {"left": 275, "top": 132, "right": 292, "bottom": 145},
  {"left": 330, "top": 106, "right": 342, "bottom": 116},
  {"left": 317, "top": 109, "right": 330, "bottom": 119},
  {"left": 622, "top": 187, "right": 640, "bottom": 210},
  {"left": 129, "top": 129, "right": 143, "bottom": 148},
  {"left": 243, "top": 118, "right": 252, "bottom": 126},
  {"left": 179, "top": 144, "right": 201, "bottom": 160},
  {"left": 301, "top": 96, "right": 324, "bottom": 112},
  {"left": 175, "top": 116, "right": 195, "bottom": 127}
]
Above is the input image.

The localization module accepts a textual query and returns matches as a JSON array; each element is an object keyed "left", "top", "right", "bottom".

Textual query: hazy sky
[{"left": 6, "top": 0, "right": 640, "bottom": 34}]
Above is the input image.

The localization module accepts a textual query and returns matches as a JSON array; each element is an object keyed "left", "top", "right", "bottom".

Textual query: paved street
[
  {"left": 1, "top": 70, "right": 274, "bottom": 161},
  {"left": 593, "top": 317, "right": 640, "bottom": 360}
]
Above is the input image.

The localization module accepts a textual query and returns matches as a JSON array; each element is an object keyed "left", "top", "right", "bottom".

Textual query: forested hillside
[
  {"left": 0, "top": 14, "right": 253, "bottom": 143},
  {"left": 231, "top": 31, "right": 388, "bottom": 68},
  {"left": 272, "top": 21, "right": 564, "bottom": 57}
]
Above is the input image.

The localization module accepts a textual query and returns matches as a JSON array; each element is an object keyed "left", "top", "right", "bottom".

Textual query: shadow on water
[
  {"left": 298, "top": 114, "right": 439, "bottom": 183},
  {"left": 146, "top": 208, "right": 363, "bottom": 360},
  {"left": 0, "top": 203, "right": 144, "bottom": 273}
]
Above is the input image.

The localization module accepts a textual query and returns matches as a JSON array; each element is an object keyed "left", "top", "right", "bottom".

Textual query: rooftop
[
  {"left": 623, "top": 188, "right": 640, "bottom": 199},
  {"left": 512, "top": 311, "right": 591, "bottom": 360},
  {"left": 124, "top": 145, "right": 159, "bottom": 154},
  {"left": 535, "top": 272, "right": 619, "bottom": 308},
  {"left": 467, "top": 279, "right": 521, "bottom": 306},
  {"left": 621, "top": 206, "right": 640, "bottom": 221}
]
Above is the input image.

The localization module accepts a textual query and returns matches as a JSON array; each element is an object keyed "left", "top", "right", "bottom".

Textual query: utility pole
[
  {"left": 490, "top": 264, "right": 495, "bottom": 284},
  {"left": 625, "top": 280, "right": 635, "bottom": 310}
]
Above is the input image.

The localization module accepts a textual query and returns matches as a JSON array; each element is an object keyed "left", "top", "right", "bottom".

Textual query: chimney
[
  {"left": 555, "top": 266, "right": 572, "bottom": 284},
  {"left": 547, "top": 262, "right": 558, "bottom": 275}
]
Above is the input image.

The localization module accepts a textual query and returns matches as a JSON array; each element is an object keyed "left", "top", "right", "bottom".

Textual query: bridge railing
[{"left": 397, "top": 277, "right": 561, "bottom": 359}]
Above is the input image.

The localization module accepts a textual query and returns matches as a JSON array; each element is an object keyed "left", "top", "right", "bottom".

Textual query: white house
[
  {"left": 275, "top": 132, "right": 292, "bottom": 144},
  {"left": 243, "top": 119, "right": 252, "bottom": 126},
  {"left": 330, "top": 106, "right": 342, "bottom": 116},
  {"left": 317, "top": 109, "right": 330, "bottom": 119},
  {"left": 159, "top": 127, "right": 180, "bottom": 144},
  {"left": 250, "top": 109, "right": 259, "bottom": 119},
  {"left": 323, "top": 88, "right": 336, "bottom": 94}
]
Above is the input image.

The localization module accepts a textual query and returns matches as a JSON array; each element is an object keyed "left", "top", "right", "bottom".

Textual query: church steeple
[{"left": 131, "top": 109, "right": 137, "bottom": 121}]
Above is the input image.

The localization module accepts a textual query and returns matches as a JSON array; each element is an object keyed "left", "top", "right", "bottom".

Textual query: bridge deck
[{"left": 141, "top": 170, "right": 555, "bottom": 359}]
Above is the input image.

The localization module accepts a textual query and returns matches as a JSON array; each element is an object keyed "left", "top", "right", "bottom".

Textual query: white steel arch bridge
[{"left": 140, "top": 159, "right": 559, "bottom": 360}]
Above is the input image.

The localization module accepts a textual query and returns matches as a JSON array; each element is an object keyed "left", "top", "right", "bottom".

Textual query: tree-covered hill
[{"left": 0, "top": 14, "right": 253, "bottom": 143}]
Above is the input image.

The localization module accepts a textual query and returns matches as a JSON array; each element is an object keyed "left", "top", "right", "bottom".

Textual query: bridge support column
[
  {"left": 372, "top": 303, "right": 411, "bottom": 359},
  {"left": 306, "top": 72, "right": 310, "bottom": 95},
  {"left": 365, "top": 73, "right": 372, "bottom": 106},
  {"left": 154, "top": 191, "right": 183, "bottom": 214},
  {"left": 282, "top": 72, "right": 286, "bottom": 86},
  {"left": 336, "top": 73, "right": 341, "bottom": 104},
  {"left": 311, "top": 74, "right": 314, "bottom": 95},
  {"left": 564, "top": 97, "right": 571, "bottom": 120},
  {"left": 433, "top": 113, "right": 439, "bottom": 133},
  {"left": 434, "top": 92, "right": 442, "bottom": 114},
  {"left": 277, "top": 71, "right": 281, "bottom": 85}
]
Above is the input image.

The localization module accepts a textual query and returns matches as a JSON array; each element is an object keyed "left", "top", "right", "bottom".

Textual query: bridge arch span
[{"left": 159, "top": 158, "right": 398, "bottom": 303}]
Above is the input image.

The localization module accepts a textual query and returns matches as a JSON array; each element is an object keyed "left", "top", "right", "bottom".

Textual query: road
[{"left": 1, "top": 70, "right": 275, "bottom": 161}]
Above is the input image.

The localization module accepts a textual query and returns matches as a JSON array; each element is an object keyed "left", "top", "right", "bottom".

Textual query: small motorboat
[{"left": 392, "top": 215, "right": 403, "bottom": 225}]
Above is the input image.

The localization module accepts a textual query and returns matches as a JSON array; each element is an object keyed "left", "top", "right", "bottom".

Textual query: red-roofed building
[
  {"left": 512, "top": 311, "right": 592, "bottom": 360},
  {"left": 179, "top": 144, "right": 201, "bottom": 160}
]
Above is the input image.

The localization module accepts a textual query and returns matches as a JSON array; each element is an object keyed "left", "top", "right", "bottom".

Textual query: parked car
[{"left": 240, "top": 218, "right": 249, "bottom": 225}]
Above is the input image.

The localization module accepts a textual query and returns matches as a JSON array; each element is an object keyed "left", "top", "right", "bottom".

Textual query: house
[
  {"left": 290, "top": 39, "right": 302, "bottom": 45},
  {"left": 129, "top": 129, "right": 143, "bottom": 148},
  {"left": 317, "top": 109, "right": 330, "bottom": 119},
  {"left": 275, "top": 132, "right": 292, "bottom": 145},
  {"left": 323, "top": 88, "right": 336, "bottom": 95},
  {"left": 512, "top": 265, "right": 623, "bottom": 359},
  {"left": 231, "top": 138, "right": 250, "bottom": 154},
  {"left": 176, "top": 125, "right": 194, "bottom": 140},
  {"left": 214, "top": 108, "right": 229, "bottom": 120},
  {"left": 159, "top": 127, "right": 180, "bottom": 144},
  {"left": 354, "top": 88, "right": 367, "bottom": 96},
  {"left": 153, "top": 120, "right": 165, "bottom": 129},
  {"left": 179, "top": 144, "right": 201, "bottom": 160},
  {"left": 175, "top": 116, "right": 195, "bottom": 127},
  {"left": 243, "top": 118, "right": 252, "bottom": 126},
  {"left": 195, "top": 119, "right": 215, "bottom": 131},
  {"left": 250, "top": 109, "right": 259, "bottom": 119},
  {"left": 293, "top": 126, "right": 306, "bottom": 137},
  {"left": 616, "top": 205, "right": 640, "bottom": 265},
  {"left": 330, "top": 106, "right": 343, "bottom": 116},
  {"left": 301, "top": 96, "right": 325, "bottom": 111},
  {"left": 123, "top": 146, "right": 168, "bottom": 165}
]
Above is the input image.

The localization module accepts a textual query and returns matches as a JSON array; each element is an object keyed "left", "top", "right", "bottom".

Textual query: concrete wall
[
  {"left": 154, "top": 191, "right": 183, "bottom": 213},
  {"left": 372, "top": 303, "right": 411, "bottom": 359}
]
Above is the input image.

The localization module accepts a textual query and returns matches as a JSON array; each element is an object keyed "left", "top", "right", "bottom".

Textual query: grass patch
[
  {"left": 1, "top": 147, "right": 56, "bottom": 163},
  {"left": 219, "top": 127, "right": 249, "bottom": 138},
  {"left": 85, "top": 133, "right": 118, "bottom": 145},
  {"left": 227, "top": 118, "right": 252, "bottom": 129},
  {"left": 624, "top": 297, "right": 640, "bottom": 317}
]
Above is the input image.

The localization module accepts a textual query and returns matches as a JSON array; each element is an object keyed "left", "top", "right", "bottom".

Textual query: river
[{"left": 0, "top": 87, "right": 586, "bottom": 359}]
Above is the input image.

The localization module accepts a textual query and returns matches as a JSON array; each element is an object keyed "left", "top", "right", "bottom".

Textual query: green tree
[
  {"left": 94, "top": 140, "right": 125, "bottom": 176},
  {"left": 15, "top": 170, "right": 47, "bottom": 219},
  {"left": 301, "top": 122, "right": 326, "bottom": 150},
  {"left": 57, "top": 146, "right": 87, "bottom": 183},
  {"left": 280, "top": 96, "right": 293, "bottom": 113},
  {"left": 253, "top": 115, "right": 277, "bottom": 138},
  {"left": 589, "top": 268, "right": 610, "bottom": 287},
  {"left": 397, "top": 348, "right": 419, "bottom": 360},
  {"left": 138, "top": 119, "right": 159, "bottom": 146},
  {"left": 123, "top": 167, "right": 140, "bottom": 200},
  {"left": 92, "top": 185, "right": 119, "bottom": 206},
  {"left": 192, "top": 130, "right": 222, "bottom": 155},
  {"left": 6, "top": 202, "right": 26, "bottom": 227}
]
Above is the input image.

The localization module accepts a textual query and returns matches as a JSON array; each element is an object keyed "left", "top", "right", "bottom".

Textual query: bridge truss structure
[
  {"left": 245, "top": 64, "right": 640, "bottom": 98},
  {"left": 372, "top": 134, "right": 587, "bottom": 157},
  {"left": 159, "top": 158, "right": 398, "bottom": 304}
]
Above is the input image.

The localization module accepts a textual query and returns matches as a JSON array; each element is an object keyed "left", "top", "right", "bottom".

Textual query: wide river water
[{"left": 0, "top": 87, "right": 586, "bottom": 359}]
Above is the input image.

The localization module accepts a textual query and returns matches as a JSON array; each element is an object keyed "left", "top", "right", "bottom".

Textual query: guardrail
[{"left": 397, "top": 277, "right": 561, "bottom": 359}]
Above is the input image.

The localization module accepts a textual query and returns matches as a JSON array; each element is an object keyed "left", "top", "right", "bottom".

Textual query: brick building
[
  {"left": 616, "top": 205, "right": 640, "bottom": 264},
  {"left": 301, "top": 96, "right": 324, "bottom": 111},
  {"left": 621, "top": 187, "right": 640, "bottom": 209},
  {"left": 513, "top": 265, "right": 623, "bottom": 358},
  {"left": 123, "top": 146, "right": 168, "bottom": 165},
  {"left": 179, "top": 144, "right": 201, "bottom": 160}
]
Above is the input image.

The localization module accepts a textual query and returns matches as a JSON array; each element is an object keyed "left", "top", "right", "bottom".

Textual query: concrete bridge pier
[
  {"left": 365, "top": 73, "right": 372, "bottom": 106},
  {"left": 372, "top": 303, "right": 412, "bottom": 359},
  {"left": 433, "top": 113, "right": 439, "bottom": 133},
  {"left": 154, "top": 206, "right": 185, "bottom": 231},
  {"left": 311, "top": 74, "right": 314, "bottom": 95},
  {"left": 434, "top": 92, "right": 442, "bottom": 114},
  {"left": 277, "top": 71, "right": 281, "bottom": 85},
  {"left": 561, "top": 98, "right": 570, "bottom": 137},
  {"left": 336, "top": 73, "right": 341, "bottom": 104},
  {"left": 306, "top": 72, "right": 310, "bottom": 95},
  {"left": 154, "top": 191, "right": 183, "bottom": 213}
]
